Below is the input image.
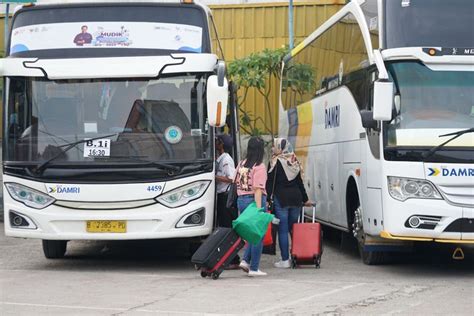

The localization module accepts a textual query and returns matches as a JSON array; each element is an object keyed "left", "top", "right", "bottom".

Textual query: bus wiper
[
  {"left": 35, "top": 133, "right": 117, "bottom": 175},
  {"left": 423, "top": 127, "right": 474, "bottom": 160},
  {"left": 179, "top": 161, "right": 214, "bottom": 173},
  {"left": 94, "top": 156, "right": 181, "bottom": 175}
]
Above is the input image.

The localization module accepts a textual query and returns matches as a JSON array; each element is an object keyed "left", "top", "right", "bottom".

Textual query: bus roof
[
  {"left": 286, "top": 0, "right": 473, "bottom": 62},
  {"left": 15, "top": 0, "right": 211, "bottom": 14}
]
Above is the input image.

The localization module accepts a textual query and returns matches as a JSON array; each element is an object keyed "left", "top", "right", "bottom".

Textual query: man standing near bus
[{"left": 215, "top": 134, "right": 240, "bottom": 267}]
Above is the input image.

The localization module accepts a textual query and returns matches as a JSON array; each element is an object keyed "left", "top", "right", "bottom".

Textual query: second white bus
[{"left": 279, "top": 0, "right": 473, "bottom": 264}]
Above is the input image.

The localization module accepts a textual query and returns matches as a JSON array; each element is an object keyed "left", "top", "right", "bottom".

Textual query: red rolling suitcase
[{"left": 291, "top": 205, "right": 322, "bottom": 268}]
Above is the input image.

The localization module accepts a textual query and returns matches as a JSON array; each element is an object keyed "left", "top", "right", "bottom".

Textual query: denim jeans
[
  {"left": 273, "top": 198, "right": 301, "bottom": 261},
  {"left": 237, "top": 194, "right": 266, "bottom": 272}
]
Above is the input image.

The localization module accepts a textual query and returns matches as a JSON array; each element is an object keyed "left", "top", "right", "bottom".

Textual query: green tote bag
[{"left": 232, "top": 201, "right": 274, "bottom": 245}]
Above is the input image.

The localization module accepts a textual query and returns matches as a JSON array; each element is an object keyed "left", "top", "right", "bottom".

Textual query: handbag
[
  {"left": 268, "top": 168, "right": 277, "bottom": 212},
  {"left": 225, "top": 162, "right": 241, "bottom": 209},
  {"left": 225, "top": 183, "right": 237, "bottom": 209},
  {"left": 232, "top": 202, "right": 274, "bottom": 245}
]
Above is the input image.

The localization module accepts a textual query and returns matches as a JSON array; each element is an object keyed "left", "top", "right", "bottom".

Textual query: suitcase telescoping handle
[{"left": 300, "top": 203, "right": 317, "bottom": 223}]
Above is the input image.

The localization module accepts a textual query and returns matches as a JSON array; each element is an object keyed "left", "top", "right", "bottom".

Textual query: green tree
[
  {"left": 228, "top": 47, "right": 287, "bottom": 136},
  {"left": 228, "top": 47, "right": 315, "bottom": 136}
]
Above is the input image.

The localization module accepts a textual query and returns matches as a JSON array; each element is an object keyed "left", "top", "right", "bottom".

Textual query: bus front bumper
[
  {"left": 4, "top": 200, "right": 214, "bottom": 240},
  {"left": 381, "top": 197, "right": 474, "bottom": 244}
]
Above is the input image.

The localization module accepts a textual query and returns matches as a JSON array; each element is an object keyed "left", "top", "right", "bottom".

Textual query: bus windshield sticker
[
  {"left": 84, "top": 122, "right": 98, "bottom": 134},
  {"left": 84, "top": 138, "right": 111, "bottom": 158},
  {"left": 165, "top": 126, "right": 183, "bottom": 144},
  {"left": 11, "top": 22, "right": 203, "bottom": 54},
  {"left": 191, "top": 129, "right": 202, "bottom": 136}
]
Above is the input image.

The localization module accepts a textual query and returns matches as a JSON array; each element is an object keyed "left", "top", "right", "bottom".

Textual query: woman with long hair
[
  {"left": 266, "top": 138, "right": 312, "bottom": 268},
  {"left": 235, "top": 136, "right": 268, "bottom": 277}
]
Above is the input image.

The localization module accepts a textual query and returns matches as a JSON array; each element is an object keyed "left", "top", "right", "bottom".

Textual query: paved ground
[{"left": 0, "top": 226, "right": 472, "bottom": 316}]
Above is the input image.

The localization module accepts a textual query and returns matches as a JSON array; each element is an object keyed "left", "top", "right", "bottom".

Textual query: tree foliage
[
  {"left": 228, "top": 47, "right": 287, "bottom": 136},
  {"left": 228, "top": 47, "right": 315, "bottom": 136}
]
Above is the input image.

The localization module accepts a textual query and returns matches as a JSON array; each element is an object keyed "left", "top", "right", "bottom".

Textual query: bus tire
[
  {"left": 353, "top": 206, "right": 386, "bottom": 265},
  {"left": 42, "top": 240, "right": 67, "bottom": 259},
  {"left": 347, "top": 181, "right": 386, "bottom": 265}
]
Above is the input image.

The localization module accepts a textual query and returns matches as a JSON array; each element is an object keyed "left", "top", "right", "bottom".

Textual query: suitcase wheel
[
  {"left": 211, "top": 272, "right": 220, "bottom": 280},
  {"left": 291, "top": 257, "right": 297, "bottom": 269},
  {"left": 200, "top": 271, "right": 208, "bottom": 278},
  {"left": 314, "top": 255, "right": 321, "bottom": 269}
]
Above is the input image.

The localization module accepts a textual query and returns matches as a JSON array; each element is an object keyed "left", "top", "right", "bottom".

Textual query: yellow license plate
[{"left": 86, "top": 220, "right": 127, "bottom": 233}]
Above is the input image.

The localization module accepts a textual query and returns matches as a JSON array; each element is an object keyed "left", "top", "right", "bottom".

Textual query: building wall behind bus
[{"left": 0, "top": 1, "right": 346, "bottom": 138}]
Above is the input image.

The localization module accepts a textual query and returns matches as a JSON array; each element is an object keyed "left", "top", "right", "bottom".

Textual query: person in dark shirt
[
  {"left": 73, "top": 25, "right": 93, "bottom": 46},
  {"left": 266, "top": 138, "right": 313, "bottom": 269}
]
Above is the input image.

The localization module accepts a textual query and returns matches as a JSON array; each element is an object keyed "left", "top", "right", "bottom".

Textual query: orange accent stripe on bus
[
  {"left": 381, "top": 231, "right": 474, "bottom": 244},
  {"left": 380, "top": 231, "right": 432, "bottom": 241},
  {"left": 435, "top": 239, "right": 474, "bottom": 244},
  {"left": 216, "top": 102, "right": 222, "bottom": 126}
]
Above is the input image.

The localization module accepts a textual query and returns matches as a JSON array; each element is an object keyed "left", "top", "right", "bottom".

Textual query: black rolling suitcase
[{"left": 191, "top": 227, "right": 244, "bottom": 279}]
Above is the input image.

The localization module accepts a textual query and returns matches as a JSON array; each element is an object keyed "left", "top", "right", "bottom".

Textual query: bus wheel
[
  {"left": 352, "top": 206, "right": 385, "bottom": 265},
  {"left": 42, "top": 240, "right": 67, "bottom": 259}
]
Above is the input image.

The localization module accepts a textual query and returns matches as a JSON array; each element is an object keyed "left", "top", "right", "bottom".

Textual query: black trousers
[
  {"left": 216, "top": 192, "right": 239, "bottom": 228},
  {"left": 216, "top": 192, "right": 240, "bottom": 264}
]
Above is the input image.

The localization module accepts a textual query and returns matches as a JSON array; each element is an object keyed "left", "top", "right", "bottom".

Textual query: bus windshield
[
  {"left": 384, "top": 62, "right": 474, "bottom": 162},
  {"left": 384, "top": 0, "right": 474, "bottom": 48},
  {"left": 5, "top": 75, "right": 212, "bottom": 166}
]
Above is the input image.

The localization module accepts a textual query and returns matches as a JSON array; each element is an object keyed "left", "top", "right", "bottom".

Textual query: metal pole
[
  {"left": 4, "top": 3, "right": 9, "bottom": 55},
  {"left": 288, "top": 0, "right": 294, "bottom": 49}
]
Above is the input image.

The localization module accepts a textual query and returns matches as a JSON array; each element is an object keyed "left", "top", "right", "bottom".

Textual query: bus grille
[{"left": 437, "top": 185, "right": 474, "bottom": 207}]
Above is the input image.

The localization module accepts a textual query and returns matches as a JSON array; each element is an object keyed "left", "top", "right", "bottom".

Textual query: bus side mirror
[
  {"left": 207, "top": 74, "right": 229, "bottom": 128},
  {"left": 373, "top": 80, "right": 394, "bottom": 121}
]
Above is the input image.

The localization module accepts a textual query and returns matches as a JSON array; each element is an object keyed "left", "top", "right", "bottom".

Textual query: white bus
[
  {"left": 1, "top": 0, "right": 238, "bottom": 258},
  {"left": 279, "top": 0, "right": 473, "bottom": 264}
]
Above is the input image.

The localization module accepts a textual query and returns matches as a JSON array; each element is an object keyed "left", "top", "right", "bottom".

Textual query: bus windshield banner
[{"left": 10, "top": 22, "right": 203, "bottom": 54}]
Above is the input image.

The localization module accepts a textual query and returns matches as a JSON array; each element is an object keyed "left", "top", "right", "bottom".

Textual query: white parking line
[
  {"left": 131, "top": 309, "right": 224, "bottom": 315},
  {"left": 253, "top": 283, "right": 366, "bottom": 314},
  {"left": 0, "top": 269, "right": 194, "bottom": 280},
  {"left": 0, "top": 269, "right": 364, "bottom": 285},
  {"left": 0, "top": 301, "right": 126, "bottom": 312},
  {"left": 0, "top": 283, "right": 366, "bottom": 315},
  {"left": 0, "top": 301, "right": 225, "bottom": 315}
]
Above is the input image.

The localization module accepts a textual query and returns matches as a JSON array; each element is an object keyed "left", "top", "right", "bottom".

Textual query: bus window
[{"left": 281, "top": 13, "right": 370, "bottom": 110}]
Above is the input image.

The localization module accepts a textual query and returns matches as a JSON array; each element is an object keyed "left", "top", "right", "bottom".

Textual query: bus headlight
[
  {"left": 5, "top": 183, "right": 55, "bottom": 209},
  {"left": 387, "top": 177, "right": 442, "bottom": 202},
  {"left": 157, "top": 181, "right": 210, "bottom": 208}
]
